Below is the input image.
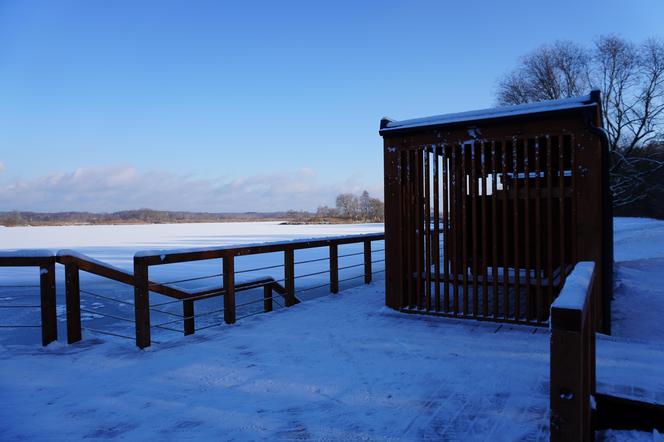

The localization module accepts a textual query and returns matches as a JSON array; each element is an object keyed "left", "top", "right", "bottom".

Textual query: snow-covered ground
[{"left": 0, "top": 218, "right": 663, "bottom": 440}]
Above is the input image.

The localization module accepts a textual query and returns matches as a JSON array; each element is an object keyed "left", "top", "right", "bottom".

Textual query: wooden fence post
[
  {"left": 39, "top": 260, "right": 57, "bottom": 346},
  {"left": 263, "top": 284, "right": 273, "bottom": 312},
  {"left": 223, "top": 253, "right": 236, "bottom": 324},
  {"left": 133, "top": 258, "right": 151, "bottom": 349},
  {"left": 183, "top": 300, "right": 195, "bottom": 335},
  {"left": 284, "top": 249, "right": 296, "bottom": 306},
  {"left": 364, "top": 241, "right": 372, "bottom": 284},
  {"left": 550, "top": 262, "right": 596, "bottom": 442},
  {"left": 65, "top": 263, "right": 82, "bottom": 344},
  {"left": 330, "top": 244, "right": 339, "bottom": 293}
]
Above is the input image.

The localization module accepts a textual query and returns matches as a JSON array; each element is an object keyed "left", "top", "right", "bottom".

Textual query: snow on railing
[{"left": 549, "top": 261, "right": 596, "bottom": 442}]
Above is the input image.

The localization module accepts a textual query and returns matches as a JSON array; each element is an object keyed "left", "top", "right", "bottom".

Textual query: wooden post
[
  {"left": 284, "top": 249, "right": 296, "bottom": 306},
  {"left": 39, "top": 261, "right": 57, "bottom": 346},
  {"left": 263, "top": 284, "right": 273, "bottom": 312},
  {"left": 183, "top": 300, "right": 195, "bottom": 335},
  {"left": 550, "top": 262, "right": 596, "bottom": 442},
  {"left": 133, "top": 258, "right": 151, "bottom": 349},
  {"left": 65, "top": 263, "right": 82, "bottom": 344},
  {"left": 364, "top": 240, "right": 372, "bottom": 284},
  {"left": 223, "top": 254, "right": 236, "bottom": 324},
  {"left": 330, "top": 244, "right": 339, "bottom": 293}
]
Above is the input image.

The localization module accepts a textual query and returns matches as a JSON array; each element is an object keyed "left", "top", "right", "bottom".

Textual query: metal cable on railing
[
  {"left": 338, "top": 262, "right": 365, "bottom": 271},
  {"left": 338, "top": 274, "right": 366, "bottom": 284},
  {"left": 82, "top": 327, "right": 136, "bottom": 341},
  {"left": 148, "top": 273, "right": 223, "bottom": 287},
  {"left": 0, "top": 305, "right": 40, "bottom": 308},
  {"left": 0, "top": 285, "right": 43, "bottom": 331},
  {"left": 235, "top": 263, "right": 283, "bottom": 274},
  {"left": 0, "top": 324, "right": 41, "bottom": 328},
  {"left": 295, "top": 282, "right": 330, "bottom": 294},
  {"left": 294, "top": 256, "right": 329, "bottom": 265},
  {"left": 0, "top": 284, "right": 41, "bottom": 288},
  {"left": 195, "top": 321, "right": 225, "bottom": 332},
  {"left": 295, "top": 269, "right": 330, "bottom": 279},
  {"left": 81, "top": 289, "right": 133, "bottom": 306},
  {"left": 80, "top": 308, "right": 135, "bottom": 324}
]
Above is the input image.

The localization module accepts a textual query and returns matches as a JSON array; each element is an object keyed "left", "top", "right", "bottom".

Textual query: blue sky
[{"left": 1, "top": 0, "right": 663, "bottom": 212}]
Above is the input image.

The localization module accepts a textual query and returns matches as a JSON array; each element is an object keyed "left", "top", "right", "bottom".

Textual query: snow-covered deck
[{"left": 2, "top": 281, "right": 662, "bottom": 440}]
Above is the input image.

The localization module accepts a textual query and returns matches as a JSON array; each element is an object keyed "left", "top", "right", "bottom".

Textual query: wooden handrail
[
  {"left": 550, "top": 261, "right": 596, "bottom": 442},
  {"left": 132, "top": 232, "right": 385, "bottom": 348},
  {"left": 134, "top": 233, "right": 385, "bottom": 265}
]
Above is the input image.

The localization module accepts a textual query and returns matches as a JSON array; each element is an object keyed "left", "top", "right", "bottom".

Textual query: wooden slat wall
[{"left": 392, "top": 133, "right": 579, "bottom": 326}]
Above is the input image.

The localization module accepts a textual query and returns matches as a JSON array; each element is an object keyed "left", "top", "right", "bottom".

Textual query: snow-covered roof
[{"left": 380, "top": 92, "right": 598, "bottom": 134}]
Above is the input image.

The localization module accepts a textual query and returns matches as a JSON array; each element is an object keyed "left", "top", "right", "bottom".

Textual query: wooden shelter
[{"left": 380, "top": 91, "right": 613, "bottom": 332}]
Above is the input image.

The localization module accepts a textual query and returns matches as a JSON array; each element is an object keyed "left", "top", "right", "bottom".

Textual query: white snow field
[{"left": 0, "top": 219, "right": 663, "bottom": 440}]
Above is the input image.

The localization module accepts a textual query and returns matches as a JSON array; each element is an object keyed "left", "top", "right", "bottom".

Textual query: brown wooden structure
[{"left": 380, "top": 91, "right": 613, "bottom": 332}]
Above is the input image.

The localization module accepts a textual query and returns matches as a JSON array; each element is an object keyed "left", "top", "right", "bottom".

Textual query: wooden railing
[
  {"left": 549, "top": 261, "right": 596, "bottom": 442},
  {"left": 0, "top": 233, "right": 384, "bottom": 348},
  {"left": 133, "top": 233, "right": 385, "bottom": 348},
  {"left": 0, "top": 251, "right": 57, "bottom": 346}
]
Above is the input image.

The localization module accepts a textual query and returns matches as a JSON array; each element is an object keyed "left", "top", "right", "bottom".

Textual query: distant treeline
[
  {"left": 0, "top": 191, "right": 385, "bottom": 227},
  {"left": 0, "top": 209, "right": 289, "bottom": 227}
]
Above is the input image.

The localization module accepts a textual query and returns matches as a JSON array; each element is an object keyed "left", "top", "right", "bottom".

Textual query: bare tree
[
  {"left": 497, "top": 36, "right": 664, "bottom": 208},
  {"left": 335, "top": 193, "right": 358, "bottom": 219},
  {"left": 497, "top": 41, "right": 589, "bottom": 105}
]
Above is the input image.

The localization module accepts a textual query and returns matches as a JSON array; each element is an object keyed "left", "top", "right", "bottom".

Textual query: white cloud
[
  {"left": 0, "top": 162, "right": 5, "bottom": 173},
  {"left": 0, "top": 165, "right": 382, "bottom": 212}
]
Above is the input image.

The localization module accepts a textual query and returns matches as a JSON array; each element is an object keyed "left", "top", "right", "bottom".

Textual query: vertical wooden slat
[
  {"left": 433, "top": 148, "right": 441, "bottom": 311},
  {"left": 406, "top": 150, "right": 415, "bottom": 308},
  {"left": 461, "top": 143, "right": 469, "bottom": 315},
  {"left": 424, "top": 148, "right": 432, "bottom": 310},
  {"left": 223, "top": 254, "right": 236, "bottom": 324},
  {"left": 330, "top": 244, "right": 339, "bottom": 294},
  {"left": 513, "top": 137, "right": 521, "bottom": 321},
  {"left": 524, "top": 138, "right": 532, "bottom": 321},
  {"left": 481, "top": 141, "right": 489, "bottom": 317},
  {"left": 133, "top": 258, "right": 151, "bottom": 349},
  {"left": 415, "top": 148, "right": 424, "bottom": 309},
  {"left": 471, "top": 141, "right": 479, "bottom": 317},
  {"left": 400, "top": 149, "right": 409, "bottom": 308},
  {"left": 547, "top": 136, "right": 554, "bottom": 312},
  {"left": 285, "top": 249, "right": 296, "bottom": 307},
  {"left": 263, "top": 284, "right": 273, "bottom": 312},
  {"left": 364, "top": 240, "right": 372, "bottom": 284},
  {"left": 502, "top": 140, "right": 509, "bottom": 319},
  {"left": 571, "top": 136, "right": 577, "bottom": 273},
  {"left": 183, "top": 300, "right": 195, "bottom": 335},
  {"left": 559, "top": 135, "right": 567, "bottom": 288},
  {"left": 535, "top": 138, "right": 543, "bottom": 322},
  {"left": 451, "top": 144, "right": 459, "bottom": 315},
  {"left": 491, "top": 141, "right": 499, "bottom": 318},
  {"left": 65, "top": 263, "right": 81, "bottom": 344},
  {"left": 442, "top": 146, "right": 450, "bottom": 312},
  {"left": 39, "top": 261, "right": 57, "bottom": 346}
]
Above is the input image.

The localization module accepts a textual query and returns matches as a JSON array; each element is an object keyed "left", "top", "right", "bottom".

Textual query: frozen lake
[{"left": 0, "top": 222, "right": 385, "bottom": 345}]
